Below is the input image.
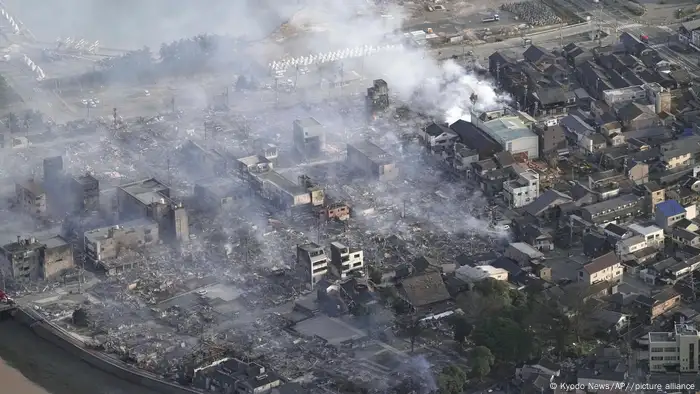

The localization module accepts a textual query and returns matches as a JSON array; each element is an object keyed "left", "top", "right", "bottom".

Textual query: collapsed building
[
  {"left": 116, "top": 178, "right": 189, "bottom": 243},
  {"left": 366, "top": 79, "right": 390, "bottom": 119},
  {"left": 193, "top": 358, "right": 282, "bottom": 393}
]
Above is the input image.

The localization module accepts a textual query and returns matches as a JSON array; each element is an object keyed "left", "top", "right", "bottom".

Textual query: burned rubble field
[{"left": 17, "top": 94, "right": 501, "bottom": 389}]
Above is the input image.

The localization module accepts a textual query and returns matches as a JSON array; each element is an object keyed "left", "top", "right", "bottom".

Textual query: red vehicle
[
  {"left": 640, "top": 34, "right": 650, "bottom": 43},
  {"left": 0, "top": 290, "right": 14, "bottom": 305}
]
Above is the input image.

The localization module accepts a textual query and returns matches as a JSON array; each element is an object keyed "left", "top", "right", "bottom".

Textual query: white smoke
[{"left": 284, "top": 0, "right": 508, "bottom": 123}]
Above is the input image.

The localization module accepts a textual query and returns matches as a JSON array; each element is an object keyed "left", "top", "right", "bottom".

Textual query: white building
[
  {"left": 503, "top": 170, "right": 540, "bottom": 208},
  {"left": 616, "top": 234, "right": 647, "bottom": 256},
  {"left": 628, "top": 223, "right": 664, "bottom": 248},
  {"left": 471, "top": 109, "right": 539, "bottom": 159},
  {"left": 420, "top": 123, "right": 459, "bottom": 151},
  {"left": 455, "top": 265, "right": 509, "bottom": 282},
  {"left": 329, "top": 242, "right": 364, "bottom": 279},
  {"left": 649, "top": 324, "right": 700, "bottom": 372}
]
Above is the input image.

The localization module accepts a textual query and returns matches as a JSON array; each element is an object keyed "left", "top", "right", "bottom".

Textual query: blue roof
[{"left": 656, "top": 200, "right": 685, "bottom": 218}]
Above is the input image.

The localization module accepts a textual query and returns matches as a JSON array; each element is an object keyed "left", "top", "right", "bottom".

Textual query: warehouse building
[
  {"left": 346, "top": 141, "right": 398, "bottom": 181},
  {"left": 471, "top": 109, "right": 539, "bottom": 159},
  {"left": 117, "top": 178, "right": 189, "bottom": 243}
]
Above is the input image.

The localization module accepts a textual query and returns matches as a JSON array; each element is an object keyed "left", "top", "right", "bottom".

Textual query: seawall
[{"left": 12, "top": 307, "right": 201, "bottom": 394}]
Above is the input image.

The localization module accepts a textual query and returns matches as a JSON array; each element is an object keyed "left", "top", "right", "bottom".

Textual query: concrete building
[
  {"left": 579, "top": 252, "right": 623, "bottom": 285},
  {"left": 84, "top": 219, "right": 159, "bottom": 274},
  {"left": 455, "top": 265, "right": 509, "bottom": 283},
  {"left": 250, "top": 170, "right": 312, "bottom": 209},
  {"left": 471, "top": 109, "right": 539, "bottom": 159},
  {"left": 43, "top": 156, "right": 64, "bottom": 187},
  {"left": 628, "top": 223, "right": 664, "bottom": 248},
  {"left": 329, "top": 242, "right": 364, "bottom": 279},
  {"left": 194, "top": 178, "right": 248, "bottom": 212},
  {"left": 346, "top": 141, "right": 399, "bottom": 181},
  {"left": 117, "top": 178, "right": 188, "bottom": 243},
  {"left": 0, "top": 235, "right": 74, "bottom": 282},
  {"left": 616, "top": 235, "right": 647, "bottom": 256},
  {"left": 648, "top": 324, "right": 700, "bottom": 372},
  {"left": 293, "top": 117, "right": 325, "bottom": 158},
  {"left": 236, "top": 155, "right": 273, "bottom": 174},
  {"left": 72, "top": 173, "right": 99, "bottom": 212},
  {"left": 15, "top": 180, "right": 47, "bottom": 216},
  {"left": 603, "top": 85, "right": 647, "bottom": 106},
  {"left": 298, "top": 175, "right": 325, "bottom": 207},
  {"left": 297, "top": 243, "right": 328, "bottom": 287},
  {"left": 503, "top": 170, "right": 540, "bottom": 208},
  {"left": 655, "top": 200, "right": 687, "bottom": 229}
]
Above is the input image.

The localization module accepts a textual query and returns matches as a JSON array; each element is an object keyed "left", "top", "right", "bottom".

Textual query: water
[
  {"left": 2, "top": 0, "right": 301, "bottom": 49},
  {"left": 0, "top": 320, "right": 161, "bottom": 394}
]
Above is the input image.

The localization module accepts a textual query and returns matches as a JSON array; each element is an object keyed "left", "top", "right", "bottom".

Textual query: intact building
[
  {"left": 43, "top": 156, "right": 64, "bottom": 187},
  {"left": 250, "top": 170, "right": 312, "bottom": 209},
  {"left": 471, "top": 109, "right": 539, "bottom": 159},
  {"left": 15, "top": 180, "right": 47, "bottom": 216},
  {"left": 503, "top": 170, "right": 540, "bottom": 208},
  {"left": 0, "top": 235, "right": 75, "bottom": 282},
  {"left": 117, "top": 178, "right": 189, "bottom": 243},
  {"left": 72, "top": 173, "right": 100, "bottom": 212},
  {"left": 297, "top": 242, "right": 328, "bottom": 287},
  {"left": 84, "top": 219, "right": 159, "bottom": 274},
  {"left": 346, "top": 141, "right": 399, "bottom": 181},
  {"left": 648, "top": 324, "right": 700, "bottom": 372},
  {"left": 293, "top": 118, "right": 325, "bottom": 158},
  {"left": 329, "top": 242, "right": 364, "bottom": 279}
]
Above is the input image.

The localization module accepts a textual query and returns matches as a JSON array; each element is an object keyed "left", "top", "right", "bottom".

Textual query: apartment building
[
  {"left": 0, "top": 235, "right": 74, "bottom": 282},
  {"left": 649, "top": 324, "right": 700, "bottom": 372},
  {"left": 503, "top": 170, "right": 540, "bottom": 208},
  {"left": 579, "top": 252, "right": 623, "bottom": 285},
  {"left": 15, "top": 180, "right": 47, "bottom": 216},
  {"left": 297, "top": 243, "right": 328, "bottom": 287},
  {"left": 329, "top": 242, "right": 364, "bottom": 279}
]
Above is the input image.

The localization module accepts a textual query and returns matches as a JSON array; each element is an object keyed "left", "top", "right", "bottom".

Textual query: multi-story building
[
  {"left": 194, "top": 177, "right": 248, "bottom": 212},
  {"left": 420, "top": 122, "right": 459, "bottom": 152},
  {"left": 297, "top": 243, "right": 328, "bottom": 287},
  {"left": 346, "top": 141, "right": 399, "bottom": 181},
  {"left": 648, "top": 324, "right": 700, "bottom": 372},
  {"left": 578, "top": 252, "right": 623, "bottom": 285},
  {"left": 580, "top": 194, "right": 644, "bottom": 225},
  {"left": 329, "top": 242, "right": 364, "bottom": 279},
  {"left": 628, "top": 223, "right": 664, "bottom": 248},
  {"left": 117, "top": 178, "right": 189, "bottom": 243},
  {"left": 655, "top": 200, "right": 687, "bottom": 229},
  {"left": 84, "top": 219, "right": 159, "bottom": 274},
  {"left": 72, "top": 173, "right": 100, "bottom": 212},
  {"left": 470, "top": 109, "right": 539, "bottom": 160},
  {"left": 503, "top": 170, "right": 540, "bottom": 208},
  {"left": 250, "top": 170, "right": 312, "bottom": 210},
  {"left": 293, "top": 117, "right": 325, "bottom": 158},
  {"left": 0, "top": 235, "right": 74, "bottom": 282},
  {"left": 15, "top": 180, "right": 47, "bottom": 217}
]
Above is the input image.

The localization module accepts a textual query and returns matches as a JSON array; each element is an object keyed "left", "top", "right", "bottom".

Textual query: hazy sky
[{"left": 3, "top": 0, "right": 300, "bottom": 49}]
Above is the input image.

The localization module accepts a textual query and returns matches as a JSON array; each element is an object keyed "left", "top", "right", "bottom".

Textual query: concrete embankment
[{"left": 12, "top": 307, "right": 201, "bottom": 394}]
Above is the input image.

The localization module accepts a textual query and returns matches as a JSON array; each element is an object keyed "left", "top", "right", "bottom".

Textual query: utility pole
[
  {"left": 112, "top": 107, "right": 118, "bottom": 129},
  {"left": 171, "top": 96, "right": 175, "bottom": 113},
  {"left": 167, "top": 155, "right": 172, "bottom": 186},
  {"left": 559, "top": 23, "right": 563, "bottom": 48},
  {"left": 294, "top": 65, "right": 299, "bottom": 91}
]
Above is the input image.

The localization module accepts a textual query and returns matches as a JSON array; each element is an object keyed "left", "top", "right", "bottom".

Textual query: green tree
[
  {"left": 470, "top": 346, "right": 495, "bottom": 381},
  {"left": 450, "top": 314, "right": 473, "bottom": 343},
  {"left": 438, "top": 365, "right": 467, "bottom": 394},
  {"left": 472, "top": 317, "right": 537, "bottom": 364}
]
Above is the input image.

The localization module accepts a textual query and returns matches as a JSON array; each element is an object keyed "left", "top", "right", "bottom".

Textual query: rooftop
[
  {"left": 656, "top": 200, "right": 685, "bottom": 218},
  {"left": 399, "top": 272, "right": 451, "bottom": 307},
  {"left": 347, "top": 141, "right": 393, "bottom": 164},
  {"left": 294, "top": 117, "right": 322, "bottom": 129},
  {"left": 119, "top": 178, "right": 170, "bottom": 206},
  {"left": 481, "top": 116, "right": 536, "bottom": 144},
  {"left": 256, "top": 170, "right": 307, "bottom": 196},
  {"left": 84, "top": 219, "right": 157, "bottom": 243},
  {"left": 42, "top": 235, "right": 69, "bottom": 249},
  {"left": 582, "top": 252, "right": 620, "bottom": 275}
]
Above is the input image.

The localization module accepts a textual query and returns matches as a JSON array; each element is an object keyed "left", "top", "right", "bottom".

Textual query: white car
[
  {"left": 196, "top": 289, "right": 208, "bottom": 295},
  {"left": 143, "top": 90, "right": 150, "bottom": 96}
]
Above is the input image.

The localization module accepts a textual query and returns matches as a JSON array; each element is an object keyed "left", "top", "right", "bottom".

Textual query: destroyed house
[
  {"left": 193, "top": 358, "right": 282, "bottom": 394},
  {"left": 117, "top": 178, "right": 189, "bottom": 242}
]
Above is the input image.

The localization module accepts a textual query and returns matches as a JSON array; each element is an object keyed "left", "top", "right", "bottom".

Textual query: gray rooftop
[
  {"left": 119, "top": 178, "right": 170, "bottom": 206},
  {"left": 348, "top": 140, "right": 393, "bottom": 163},
  {"left": 257, "top": 170, "right": 307, "bottom": 196},
  {"left": 294, "top": 117, "right": 322, "bottom": 128},
  {"left": 481, "top": 116, "right": 536, "bottom": 144},
  {"left": 583, "top": 194, "right": 641, "bottom": 216},
  {"left": 84, "top": 219, "right": 157, "bottom": 243}
]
